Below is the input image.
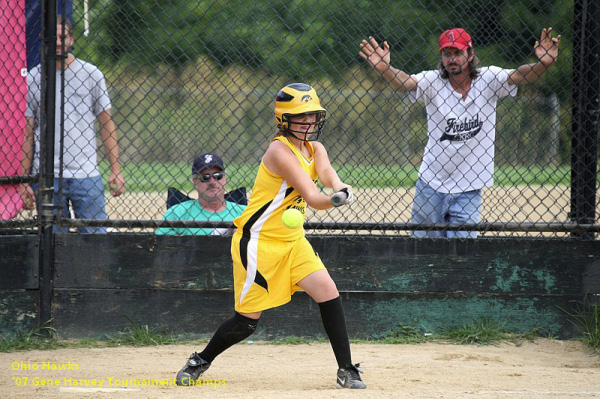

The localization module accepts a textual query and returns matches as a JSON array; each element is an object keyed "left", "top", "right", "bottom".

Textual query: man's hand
[
  {"left": 535, "top": 27, "right": 561, "bottom": 67},
  {"left": 359, "top": 37, "right": 391, "bottom": 74},
  {"left": 359, "top": 37, "right": 417, "bottom": 91},
  {"left": 109, "top": 171, "right": 126, "bottom": 197},
  {"left": 20, "top": 184, "right": 35, "bottom": 210}
]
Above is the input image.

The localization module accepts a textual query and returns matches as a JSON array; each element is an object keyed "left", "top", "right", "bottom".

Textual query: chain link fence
[{"left": 1, "top": 0, "right": 599, "bottom": 238}]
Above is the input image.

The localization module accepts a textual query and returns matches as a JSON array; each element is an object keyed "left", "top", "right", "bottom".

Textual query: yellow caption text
[
  {"left": 12, "top": 377, "right": 226, "bottom": 389},
  {"left": 12, "top": 361, "right": 79, "bottom": 371}
]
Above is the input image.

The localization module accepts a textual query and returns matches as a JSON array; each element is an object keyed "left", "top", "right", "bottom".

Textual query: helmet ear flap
[{"left": 276, "top": 115, "right": 287, "bottom": 131}]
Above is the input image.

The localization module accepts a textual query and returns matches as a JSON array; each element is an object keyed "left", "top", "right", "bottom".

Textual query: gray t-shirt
[
  {"left": 408, "top": 66, "right": 517, "bottom": 193},
  {"left": 26, "top": 58, "right": 112, "bottom": 178}
]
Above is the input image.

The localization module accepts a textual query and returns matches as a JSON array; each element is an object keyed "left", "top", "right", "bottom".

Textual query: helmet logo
[
  {"left": 301, "top": 95, "right": 312, "bottom": 103},
  {"left": 204, "top": 155, "right": 213, "bottom": 163}
]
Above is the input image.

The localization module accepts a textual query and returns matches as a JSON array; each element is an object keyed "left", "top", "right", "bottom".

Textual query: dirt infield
[
  {"left": 97, "top": 185, "right": 581, "bottom": 236},
  {"left": 99, "top": 185, "right": 576, "bottom": 224},
  {"left": 14, "top": 184, "right": 599, "bottom": 237},
  {"left": 1, "top": 340, "right": 599, "bottom": 398},
  {"left": 14, "top": 185, "right": 582, "bottom": 224}
]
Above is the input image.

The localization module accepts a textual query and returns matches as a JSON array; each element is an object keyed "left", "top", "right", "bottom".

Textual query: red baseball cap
[{"left": 439, "top": 28, "right": 473, "bottom": 51}]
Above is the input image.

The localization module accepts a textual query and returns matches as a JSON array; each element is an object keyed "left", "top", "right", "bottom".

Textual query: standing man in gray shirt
[{"left": 20, "top": 15, "right": 125, "bottom": 233}]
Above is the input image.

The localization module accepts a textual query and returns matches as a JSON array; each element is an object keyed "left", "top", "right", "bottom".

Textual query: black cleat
[
  {"left": 336, "top": 363, "right": 366, "bottom": 389},
  {"left": 175, "top": 352, "right": 211, "bottom": 386}
]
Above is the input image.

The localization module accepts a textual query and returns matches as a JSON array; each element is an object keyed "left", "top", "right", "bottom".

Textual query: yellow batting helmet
[{"left": 274, "top": 83, "right": 327, "bottom": 141}]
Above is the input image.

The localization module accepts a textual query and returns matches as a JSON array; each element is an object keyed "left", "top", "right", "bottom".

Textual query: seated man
[{"left": 156, "top": 153, "right": 246, "bottom": 236}]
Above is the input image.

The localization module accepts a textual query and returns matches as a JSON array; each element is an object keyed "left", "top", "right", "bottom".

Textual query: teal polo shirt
[{"left": 155, "top": 200, "right": 246, "bottom": 236}]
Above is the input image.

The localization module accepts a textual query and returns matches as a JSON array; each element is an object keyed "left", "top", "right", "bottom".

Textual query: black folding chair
[{"left": 166, "top": 187, "right": 248, "bottom": 210}]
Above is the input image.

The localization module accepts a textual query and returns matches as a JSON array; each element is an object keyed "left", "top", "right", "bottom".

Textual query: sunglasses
[{"left": 195, "top": 171, "right": 225, "bottom": 183}]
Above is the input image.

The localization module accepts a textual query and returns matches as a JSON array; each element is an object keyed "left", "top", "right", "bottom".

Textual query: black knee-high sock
[
  {"left": 318, "top": 296, "right": 352, "bottom": 368},
  {"left": 199, "top": 312, "right": 259, "bottom": 363}
]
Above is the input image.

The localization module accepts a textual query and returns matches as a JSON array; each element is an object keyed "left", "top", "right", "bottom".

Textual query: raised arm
[
  {"left": 359, "top": 36, "right": 418, "bottom": 92},
  {"left": 508, "top": 27, "right": 561, "bottom": 86}
]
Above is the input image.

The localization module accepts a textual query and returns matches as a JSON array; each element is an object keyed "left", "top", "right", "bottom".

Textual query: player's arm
[
  {"left": 508, "top": 27, "right": 561, "bottom": 86},
  {"left": 359, "top": 36, "right": 418, "bottom": 92},
  {"left": 313, "top": 141, "right": 351, "bottom": 193},
  {"left": 98, "top": 109, "right": 125, "bottom": 196},
  {"left": 19, "top": 117, "right": 35, "bottom": 209},
  {"left": 263, "top": 141, "right": 333, "bottom": 210}
]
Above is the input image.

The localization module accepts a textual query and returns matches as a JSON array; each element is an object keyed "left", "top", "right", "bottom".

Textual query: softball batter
[{"left": 176, "top": 83, "right": 366, "bottom": 389}]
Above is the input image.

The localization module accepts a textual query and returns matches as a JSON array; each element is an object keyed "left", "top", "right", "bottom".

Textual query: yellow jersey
[{"left": 234, "top": 136, "right": 318, "bottom": 241}]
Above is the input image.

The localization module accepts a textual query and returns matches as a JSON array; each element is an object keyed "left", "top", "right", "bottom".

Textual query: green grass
[
  {"left": 0, "top": 320, "right": 181, "bottom": 352},
  {"left": 100, "top": 161, "right": 575, "bottom": 193},
  {"left": 370, "top": 320, "right": 434, "bottom": 344},
  {"left": 558, "top": 294, "right": 600, "bottom": 354},
  {"left": 440, "top": 317, "right": 511, "bottom": 345},
  {"left": 439, "top": 318, "right": 539, "bottom": 346},
  {"left": 102, "top": 318, "right": 180, "bottom": 347},
  {"left": 0, "top": 322, "right": 65, "bottom": 352},
  {"left": 357, "top": 318, "right": 541, "bottom": 346},
  {"left": 0, "top": 318, "right": 561, "bottom": 353},
  {"left": 268, "top": 336, "right": 328, "bottom": 345}
]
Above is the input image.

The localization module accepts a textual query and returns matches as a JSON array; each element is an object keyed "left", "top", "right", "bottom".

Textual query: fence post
[
  {"left": 570, "top": 0, "right": 600, "bottom": 238},
  {"left": 548, "top": 93, "right": 559, "bottom": 166},
  {"left": 38, "top": 1, "right": 57, "bottom": 334}
]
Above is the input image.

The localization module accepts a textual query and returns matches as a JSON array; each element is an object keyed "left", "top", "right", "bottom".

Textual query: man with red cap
[{"left": 359, "top": 27, "right": 561, "bottom": 238}]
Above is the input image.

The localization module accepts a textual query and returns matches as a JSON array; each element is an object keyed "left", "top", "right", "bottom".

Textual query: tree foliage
[
  {"left": 66, "top": 0, "right": 580, "bottom": 168},
  {"left": 91, "top": 0, "right": 572, "bottom": 97}
]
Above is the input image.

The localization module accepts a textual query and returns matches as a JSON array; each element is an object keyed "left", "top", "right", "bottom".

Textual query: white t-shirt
[
  {"left": 26, "top": 59, "right": 112, "bottom": 178},
  {"left": 409, "top": 66, "right": 517, "bottom": 193}
]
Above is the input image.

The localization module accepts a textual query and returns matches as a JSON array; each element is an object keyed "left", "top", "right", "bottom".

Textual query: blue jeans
[
  {"left": 410, "top": 178, "right": 481, "bottom": 238},
  {"left": 32, "top": 176, "right": 108, "bottom": 234}
]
